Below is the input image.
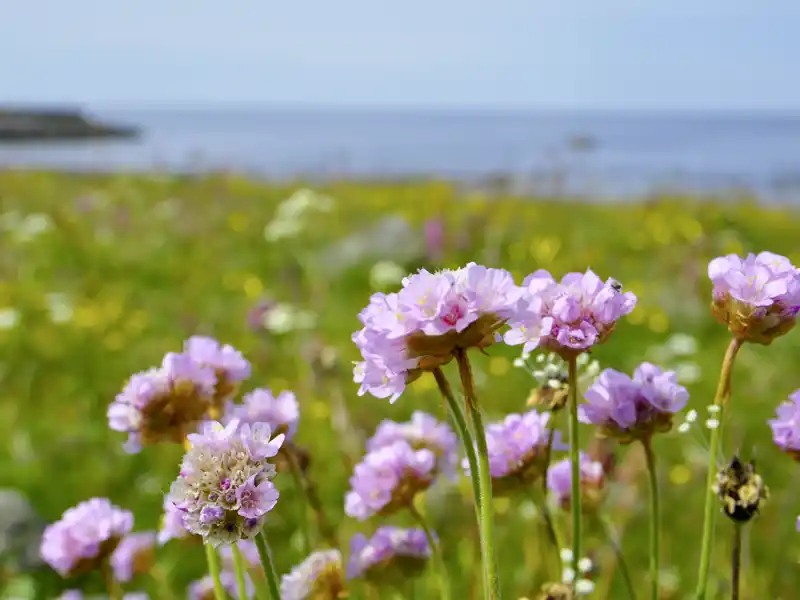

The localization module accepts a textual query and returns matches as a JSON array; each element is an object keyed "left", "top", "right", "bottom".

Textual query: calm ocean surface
[{"left": 2, "top": 108, "right": 800, "bottom": 201}]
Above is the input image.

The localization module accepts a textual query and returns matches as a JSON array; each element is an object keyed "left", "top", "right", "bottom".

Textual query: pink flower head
[
  {"left": 505, "top": 268, "right": 636, "bottom": 357},
  {"left": 769, "top": 389, "right": 800, "bottom": 460},
  {"left": 708, "top": 252, "right": 800, "bottom": 344},
  {"left": 547, "top": 452, "right": 606, "bottom": 511},
  {"left": 579, "top": 363, "right": 688, "bottom": 443},
  {"left": 353, "top": 263, "right": 522, "bottom": 401},
  {"left": 40, "top": 498, "right": 134, "bottom": 577},
  {"left": 344, "top": 441, "right": 436, "bottom": 520},
  {"left": 108, "top": 352, "right": 217, "bottom": 452}
]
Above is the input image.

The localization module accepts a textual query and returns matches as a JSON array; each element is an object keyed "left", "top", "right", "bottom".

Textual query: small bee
[{"left": 608, "top": 278, "right": 623, "bottom": 292}]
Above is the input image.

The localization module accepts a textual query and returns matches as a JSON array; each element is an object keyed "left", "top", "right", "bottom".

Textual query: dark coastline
[{"left": 0, "top": 106, "right": 140, "bottom": 142}]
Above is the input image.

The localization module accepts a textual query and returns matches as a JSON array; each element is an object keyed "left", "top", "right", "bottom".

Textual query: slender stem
[
  {"left": 433, "top": 367, "right": 482, "bottom": 517},
  {"left": 231, "top": 544, "right": 251, "bottom": 600},
  {"left": 455, "top": 348, "right": 501, "bottom": 600},
  {"left": 731, "top": 523, "right": 742, "bottom": 600},
  {"left": 255, "top": 532, "right": 282, "bottom": 600},
  {"left": 101, "top": 560, "right": 123, "bottom": 600},
  {"left": 539, "top": 418, "right": 562, "bottom": 575},
  {"left": 596, "top": 513, "right": 638, "bottom": 600},
  {"left": 566, "top": 355, "right": 582, "bottom": 589},
  {"left": 285, "top": 445, "right": 339, "bottom": 548},
  {"left": 285, "top": 451, "right": 312, "bottom": 555},
  {"left": 409, "top": 503, "right": 452, "bottom": 600},
  {"left": 695, "top": 338, "right": 742, "bottom": 600},
  {"left": 205, "top": 542, "right": 228, "bottom": 600},
  {"left": 643, "top": 439, "right": 660, "bottom": 600}
]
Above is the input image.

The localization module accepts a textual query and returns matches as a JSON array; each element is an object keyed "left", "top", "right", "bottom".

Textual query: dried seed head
[{"left": 713, "top": 456, "right": 769, "bottom": 523}]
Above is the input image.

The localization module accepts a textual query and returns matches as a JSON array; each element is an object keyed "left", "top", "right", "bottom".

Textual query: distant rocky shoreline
[{"left": 0, "top": 107, "right": 140, "bottom": 142}]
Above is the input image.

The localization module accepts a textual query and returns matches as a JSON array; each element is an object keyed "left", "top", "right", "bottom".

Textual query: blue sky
[{"left": 1, "top": 0, "right": 798, "bottom": 110}]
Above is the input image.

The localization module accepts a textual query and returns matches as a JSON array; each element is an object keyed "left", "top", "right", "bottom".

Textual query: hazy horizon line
[{"left": 4, "top": 100, "right": 800, "bottom": 118}]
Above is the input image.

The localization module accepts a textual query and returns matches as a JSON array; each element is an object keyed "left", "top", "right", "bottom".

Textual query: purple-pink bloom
[
  {"left": 367, "top": 411, "right": 458, "bottom": 476},
  {"left": 224, "top": 388, "right": 300, "bottom": 441},
  {"left": 40, "top": 498, "right": 134, "bottom": 577},
  {"left": 168, "top": 420, "right": 283, "bottom": 546},
  {"left": 769, "top": 389, "right": 800, "bottom": 460},
  {"left": 345, "top": 441, "right": 436, "bottom": 520},
  {"left": 183, "top": 335, "right": 251, "bottom": 406},
  {"left": 347, "top": 527, "right": 431, "bottom": 582},
  {"left": 110, "top": 532, "right": 156, "bottom": 582},
  {"left": 547, "top": 452, "right": 605, "bottom": 511},
  {"left": 236, "top": 475, "right": 280, "bottom": 518},
  {"left": 708, "top": 251, "right": 800, "bottom": 344},
  {"left": 462, "top": 409, "right": 564, "bottom": 494},
  {"left": 158, "top": 496, "right": 191, "bottom": 545},
  {"left": 353, "top": 263, "right": 523, "bottom": 401},
  {"left": 281, "top": 549, "right": 346, "bottom": 600},
  {"left": 579, "top": 363, "right": 688, "bottom": 443},
  {"left": 108, "top": 352, "right": 217, "bottom": 453},
  {"left": 189, "top": 571, "right": 254, "bottom": 600},
  {"left": 505, "top": 269, "right": 636, "bottom": 356}
]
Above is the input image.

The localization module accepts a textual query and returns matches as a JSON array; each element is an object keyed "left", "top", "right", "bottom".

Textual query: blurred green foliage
[{"left": 1, "top": 171, "right": 799, "bottom": 599}]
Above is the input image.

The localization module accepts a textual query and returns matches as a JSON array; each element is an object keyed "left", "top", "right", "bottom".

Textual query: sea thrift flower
[
  {"left": 345, "top": 441, "right": 436, "bottom": 520},
  {"left": 167, "top": 420, "right": 283, "bottom": 546},
  {"left": 347, "top": 527, "right": 431, "bottom": 585},
  {"left": 110, "top": 532, "right": 156, "bottom": 582},
  {"left": 108, "top": 352, "right": 217, "bottom": 452},
  {"left": 225, "top": 388, "right": 300, "bottom": 441},
  {"left": 282, "top": 549, "right": 347, "bottom": 600},
  {"left": 713, "top": 456, "right": 769, "bottom": 522},
  {"left": 548, "top": 453, "right": 606, "bottom": 512},
  {"left": 505, "top": 269, "right": 636, "bottom": 357},
  {"left": 579, "top": 363, "right": 689, "bottom": 444},
  {"left": 40, "top": 498, "right": 134, "bottom": 577},
  {"left": 353, "top": 263, "right": 523, "bottom": 401},
  {"left": 708, "top": 251, "right": 800, "bottom": 344},
  {"left": 189, "top": 571, "right": 254, "bottom": 600},
  {"left": 367, "top": 411, "right": 458, "bottom": 476},
  {"left": 463, "top": 409, "right": 562, "bottom": 495},
  {"left": 184, "top": 335, "right": 251, "bottom": 412},
  {"left": 769, "top": 389, "right": 800, "bottom": 460},
  {"left": 158, "top": 496, "right": 191, "bottom": 545}
]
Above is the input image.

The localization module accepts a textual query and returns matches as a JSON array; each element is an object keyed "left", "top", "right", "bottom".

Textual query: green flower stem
[
  {"left": 433, "top": 367, "right": 482, "bottom": 516},
  {"left": 566, "top": 355, "right": 582, "bottom": 589},
  {"left": 231, "top": 544, "right": 251, "bottom": 600},
  {"left": 409, "top": 503, "right": 452, "bottom": 600},
  {"left": 695, "top": 338, "right": 742, "bottom": 600},
  {"left": 643, "top": 439, "right": 660, "bottom": 600},
  {"left": 285, "top": 445, "right": 338, "bottom": 548},
  {"left": 255, "top": 532, "right": 282, "bottom": 600},
  {"left": 731, "top": 522, "right": 742, "bottom": 600},
  {"left": 204, "top": 542, "right": 228, "bottom": 600},
  {"left": 596, "top": 513, "right": 638, "bottom": 600},
  {"left": 454, "top": 348, "right": 501, "bottom": 600},
  {"left": 534, "top": 417, "right": 563, "bottom": 578}
]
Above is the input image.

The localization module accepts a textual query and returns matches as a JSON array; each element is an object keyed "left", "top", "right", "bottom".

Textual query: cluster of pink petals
[
  {"left": 505, "top": 269, "right": 637, "bottom": 355},
  {"left": 353, "top": 263, "right": 522, "bottom": 401}
]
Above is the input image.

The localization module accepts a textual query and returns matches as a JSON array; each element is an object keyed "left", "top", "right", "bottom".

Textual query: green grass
[{"left": 1, "top": 171, "right": 800, "bottom": 599}]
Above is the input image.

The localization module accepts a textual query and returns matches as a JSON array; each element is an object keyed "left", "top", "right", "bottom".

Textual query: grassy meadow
[{"left": 1, "top": 170, "right": 800, "bottom": 599}]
